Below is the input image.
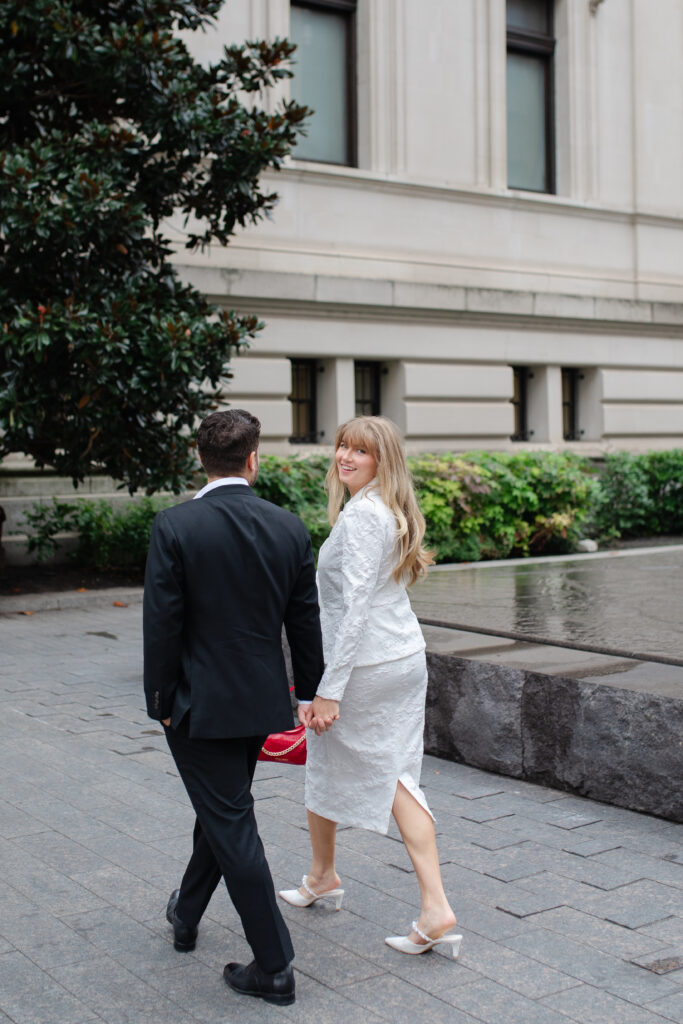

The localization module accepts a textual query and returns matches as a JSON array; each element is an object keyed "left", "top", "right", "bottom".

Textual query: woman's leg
[
  {"left": 392, "top": 781, "right": 456, "bottom": 941},
  {"left": 301, "top": 810, "right": 341, "bottom": 894}
]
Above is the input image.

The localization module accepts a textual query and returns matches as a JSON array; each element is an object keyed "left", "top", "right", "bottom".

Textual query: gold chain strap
[{"left": 261, "top": 732, "right": 306, "bottom": 757}]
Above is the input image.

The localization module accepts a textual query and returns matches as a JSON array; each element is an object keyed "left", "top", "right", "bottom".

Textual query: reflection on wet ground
[{"left": 410, "top": 548, "right": 683, "bottom": 663}]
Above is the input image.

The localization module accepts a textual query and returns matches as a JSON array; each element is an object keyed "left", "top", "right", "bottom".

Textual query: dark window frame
[
  {"left": 290, "top": 0, "right": 357, "bottom": 168},
  {"left": 289, "top": 358, "right": 320, "bottom": 444},
  {"left": 510, "top": 366, "right": 533, "bottom": 441},
  {"left": 561, "top": 367, "right": 584, "bottom": 441},
  {"left": 354, "top": 360, "right": 381, "bottom": 418},
  {"left": 506, "top": 0, "right": 556, "bottom": 194}
]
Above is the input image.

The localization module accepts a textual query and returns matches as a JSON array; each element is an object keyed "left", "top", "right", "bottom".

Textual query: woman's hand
[{"left": 308, "top": 696, "right": 340, "bottom": 736}]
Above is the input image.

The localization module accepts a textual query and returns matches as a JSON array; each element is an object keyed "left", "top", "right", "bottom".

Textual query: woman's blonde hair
[{"left": 326, "top": 416, "right": 434, "bottom": 586}]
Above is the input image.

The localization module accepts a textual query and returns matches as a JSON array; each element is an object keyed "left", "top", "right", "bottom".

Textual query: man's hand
[
  {"left": 308, "top": 696, "right": 339, "bottom": 736},
  {"left": 161, "top": 717, "right": 171, "bottom": 727},
  {"left": 297, "top": 704, "right": 313, "bottom": 727}
]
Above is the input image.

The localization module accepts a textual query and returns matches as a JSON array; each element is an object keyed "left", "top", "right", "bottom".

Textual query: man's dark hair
[{"left": 196, "top": 409, "right": 261, "bottom": 477}]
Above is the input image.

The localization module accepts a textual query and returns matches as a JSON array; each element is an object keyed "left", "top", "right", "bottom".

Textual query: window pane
[
  {"left": 290, "top": 5, "right": 348, "bottom": 165},
  {"left": 507, "top": 0, "right": 549, "bottom": 33},
  {"left": 354, "top": 361, "right": 380, "bottom": 417},
  {"left": 507, "top": 52, "right": 547, "bottom": 191},
  {"left": 290, "top": 359, "right": 317, "bottom": 442}
]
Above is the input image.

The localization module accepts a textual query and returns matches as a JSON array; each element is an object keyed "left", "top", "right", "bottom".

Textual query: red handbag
[{"left": 258, "top": 724, "right": 307, "bottom": 765}]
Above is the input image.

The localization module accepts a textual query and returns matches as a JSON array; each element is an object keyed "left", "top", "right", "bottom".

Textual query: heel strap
[
  {"left": 301, "top": 875, "right": 318, "bottom": 899},
  {"left": 411, "top": 920, "right": 436, "bottom": 944}
]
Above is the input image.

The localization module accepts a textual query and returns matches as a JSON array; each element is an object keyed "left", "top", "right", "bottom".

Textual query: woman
[{"left": 279, "top": 416, "right": 461, "bottom": 958}]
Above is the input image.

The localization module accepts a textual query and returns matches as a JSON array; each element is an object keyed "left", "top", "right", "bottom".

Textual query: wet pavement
[{"left": 410, "top": 547, "right": 683, "bottom": 665}]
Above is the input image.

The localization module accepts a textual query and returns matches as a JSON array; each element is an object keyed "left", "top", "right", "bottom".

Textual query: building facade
[{"left": 178, "top": 0, "right": 683, "bottom": 454}]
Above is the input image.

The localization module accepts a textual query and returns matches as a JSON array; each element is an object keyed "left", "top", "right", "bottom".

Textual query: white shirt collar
[
  {"left": 193, "top": 477, "right": 250, "bottom": 500},
  {"left": 345, "top": 478, "right": 379, "bottom": 508}
]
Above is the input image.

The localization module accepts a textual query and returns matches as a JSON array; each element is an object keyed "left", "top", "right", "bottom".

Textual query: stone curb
[{"left": 0, "top": 586, "right": 144, "bottom": 615}]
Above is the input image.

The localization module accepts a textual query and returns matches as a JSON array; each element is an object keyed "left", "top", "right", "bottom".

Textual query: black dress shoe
[
  {"left": 223, "top": 960, "right": 295, "bottom": 1006},
  {"left": 165, "top": 889, "right": 198, "bottom": 952}
]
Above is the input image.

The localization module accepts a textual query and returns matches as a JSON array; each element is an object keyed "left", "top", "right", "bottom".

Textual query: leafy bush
[
  {"left": 590, "top": 450, "right": 683, "bottom": 538},
  {"left": 589, "top": 453, "right": 653, "bottom": 538},
  {"left": 643, "top": 451, "right": 683, "bottom": 534},
  {"left": 255, "top": 455, "right": 331, "bottom": 554},
  {"left": 411, "top": 451, "right": 597, "bottom": 561},
  {"left": 23, "top": 496, "right": 177, "bottom": 570},
  {"left": 22, "top": 448, "right": 683, "bottom": 570}
]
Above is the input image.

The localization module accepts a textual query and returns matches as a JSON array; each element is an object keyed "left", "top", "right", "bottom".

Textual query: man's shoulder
[{"left": 158, "top": 490, "right": 305, "bottom": 533}]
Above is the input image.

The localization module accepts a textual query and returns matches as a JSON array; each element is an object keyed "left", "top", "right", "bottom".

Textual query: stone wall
[{"left": 424, "top": 650, "right": 683, "bottom": 823}]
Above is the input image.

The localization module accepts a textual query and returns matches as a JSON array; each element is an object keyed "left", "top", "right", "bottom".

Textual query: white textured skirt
[{"left": 304, "top": 650, "right": 433, "bottom": 835}]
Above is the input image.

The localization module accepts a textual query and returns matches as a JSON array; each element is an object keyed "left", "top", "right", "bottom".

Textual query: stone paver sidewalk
[{"left": 0, "top": 596, "right": 681, "bottom": 1024}]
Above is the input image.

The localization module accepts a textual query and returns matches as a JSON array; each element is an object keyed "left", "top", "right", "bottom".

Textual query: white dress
[{"left": 305, "top": 483, "right": 433, "bottom": 834}]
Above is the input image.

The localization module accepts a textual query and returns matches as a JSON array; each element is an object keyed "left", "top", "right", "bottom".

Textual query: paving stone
[
  {"left": 646, "top": 989, "right": 683, "bottom": 1023},
  {"left": 0, "top": 799, "right": 51, "bottom": 839},
  {"left": 590, "top": 847, "right": 683, "bottom": 890},
  {"left": 629, "top": 946, "right": 683, "bottom": 974},
  {"left": 574, "top": 879, "right": 683, "bottom": 929},
  {"left": 0, "top": 950, "right": 99, "bottom": 1024},
  {"left": 541, "top": 982, "right": 680, "bottom": 1023},
  {"left": 515, "top": 869, "right": 604, "bottom": 907},
  {"left": 504, "top": 928, "right": 681, "bottom": 1004},
  {"left": 48, "top": 954, "right": 199, "bottom": 1024},
  {"left": 0, "top": 909, "right": 96, "bottom": 969},
  {"left": 638, "top": 916, "right": 683, "bottom": 945},
  {"left": 527, "top": 906, "right": 670, "bottom": 959},
  {"left": 496, "top": 889, "right": 567, "bottom": 918},
  {"left": 285, "top": 917, "right": 386, "bottom": 988},
  {"left": 457, "top": 931, "right": 579, "bottom": 999},
  {"left": 455, "top": 901, "right": 530, "bottom": 941},
  {"left": 340, "top": 972, "right": 481, "bottom": 1023},
  {"left": 2, "top": 602, "right": 683, "bottom": 1024},
  {"left": 446, "top": 977, "right": 576, "bottom": 1023}
]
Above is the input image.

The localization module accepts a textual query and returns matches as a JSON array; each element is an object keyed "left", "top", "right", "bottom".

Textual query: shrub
[
  {"left": 22, "top": 448, "right": 683, "bottom": 570},
  {"left": 590, "top": 452, "right": 653, "bottom": 538},
  {"left": 255, "top": 454, "right": 331, "bottom": 554},
  {"left": 23, "top": 495, "right": 177, "bottom": 570},
  {"left": 643, "top": 451, "right": 683, "bottom": 534},
  {"left": 410, "top": 451, "right": 597, "bottom": 561}
]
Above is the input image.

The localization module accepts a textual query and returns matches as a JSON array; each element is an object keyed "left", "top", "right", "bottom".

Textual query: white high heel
[
  {"left": 278, "top": 875, "right": 344, "bottom": 910},
  {"left": 385, "top": 920, "right": 463, "bottom": 958}
]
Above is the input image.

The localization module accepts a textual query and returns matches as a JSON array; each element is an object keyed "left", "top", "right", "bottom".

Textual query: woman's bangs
[{"left": 339, "top": 424, "right": 378, "bottom": 457}]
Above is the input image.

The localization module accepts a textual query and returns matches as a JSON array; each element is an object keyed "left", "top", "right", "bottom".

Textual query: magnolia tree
[{"left": 0, "top": 1, "right": 308, "bottom": 492}]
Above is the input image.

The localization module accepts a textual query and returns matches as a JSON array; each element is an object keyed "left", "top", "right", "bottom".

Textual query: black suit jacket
[{"left": 143, "top": 484, "right": 324, "bottom": 738}]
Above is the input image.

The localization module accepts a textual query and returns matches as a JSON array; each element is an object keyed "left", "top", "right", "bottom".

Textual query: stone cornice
[
  {"left": 273, "top": 163, "right": 683, "bottom": 230},
  {"left": 178, "top": 265, "right": 683, "bottom": 337}
]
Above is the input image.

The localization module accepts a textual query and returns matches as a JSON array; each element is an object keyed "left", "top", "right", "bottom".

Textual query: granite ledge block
[{"left": 424, "top": 652, "right": 683, "bottom": 823}]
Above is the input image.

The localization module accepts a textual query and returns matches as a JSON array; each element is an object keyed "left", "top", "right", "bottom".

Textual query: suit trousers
[{"left": 165, "top": 715, "right": 294, "bottom": 974}]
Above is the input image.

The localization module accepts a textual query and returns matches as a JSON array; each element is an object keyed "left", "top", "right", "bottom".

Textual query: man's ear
[{"left": 246, "top": 450, "right": 258, "bottom": 473}]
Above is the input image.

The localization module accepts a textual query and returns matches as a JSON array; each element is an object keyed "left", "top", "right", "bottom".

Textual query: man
[{"left": 143, "top": 409, "right": 331, "bottom": 1007}]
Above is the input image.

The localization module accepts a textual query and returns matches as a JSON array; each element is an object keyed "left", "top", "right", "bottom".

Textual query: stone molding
[{"left": 182, "top": 265, "right": 683, "bottom": 335}]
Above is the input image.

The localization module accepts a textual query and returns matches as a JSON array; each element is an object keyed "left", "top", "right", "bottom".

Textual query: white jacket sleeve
[{"left": 316, "top": 503, "right": 387, "bottom": 701}]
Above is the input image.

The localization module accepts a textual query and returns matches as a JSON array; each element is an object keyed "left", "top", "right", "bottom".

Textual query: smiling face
[{"left": 335, "top": 437, "right": 377, "bottom": 496}]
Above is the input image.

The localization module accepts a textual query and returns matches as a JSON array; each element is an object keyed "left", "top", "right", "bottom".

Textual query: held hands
[{"left": 299, "top": 696, "right": 340, "bottom": 736}]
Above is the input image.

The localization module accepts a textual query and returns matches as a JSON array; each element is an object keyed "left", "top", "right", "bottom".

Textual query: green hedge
[
  {"left": 591, "top": 450, "right": 683, "bottom": 538},
  {"left": 21, "top": 449, "right": 683, "bottom": 568}
]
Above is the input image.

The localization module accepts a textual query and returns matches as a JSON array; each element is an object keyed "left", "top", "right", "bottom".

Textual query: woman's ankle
[
  {"left": 305, "top": 869, "right": 341, "bottom": 891},
  {"left": 417, "top": 903, "right": 457, "bottom": 932}
]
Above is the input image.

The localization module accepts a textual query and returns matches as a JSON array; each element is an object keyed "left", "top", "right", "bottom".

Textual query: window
[
  {"left": 562, "top": 368, "right": 583, "bottom": 441},
  {"left": 354, "top": 361, "right": 381, "bottom": 417},
  {"left": 506, "top": 0, "right": 555, "bottom": 193},
  {"left": 289, "top": 359, "right": 319, "bottom": 443},
  {"left": 510, "top": 366, "right": 533, "bottom": 441},
  {"left": 290, "top": 1, "right": 357, "bottom": 166}
]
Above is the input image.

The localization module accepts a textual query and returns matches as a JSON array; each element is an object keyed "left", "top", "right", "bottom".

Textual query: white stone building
[{"left": 178, "top": 0, "right": 683, "bottom": 455}]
